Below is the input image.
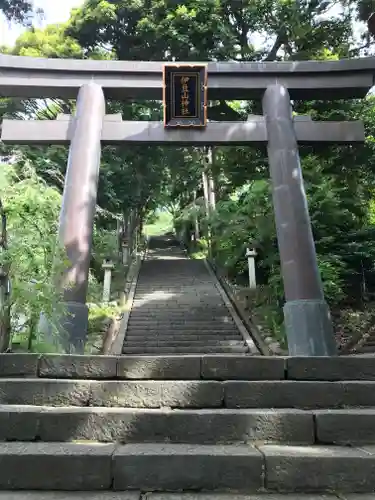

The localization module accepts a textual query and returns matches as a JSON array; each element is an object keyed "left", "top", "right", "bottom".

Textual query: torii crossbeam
[
  {"left": 1, "top": 115, "right": 365, "bottom": 145},
  {"left": 0, "top": 54, "right": 374, "bottom": 100}
]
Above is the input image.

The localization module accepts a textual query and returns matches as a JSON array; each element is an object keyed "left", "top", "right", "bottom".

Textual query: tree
[
  {"left": 0, "top": 163, "right": 66, "bottom": 351},
  {"left": 0, "top": 0, "right": 32, "bottom": 22},
  {"left": 11, "top": 23, "right": 83, "bottom": 58}
]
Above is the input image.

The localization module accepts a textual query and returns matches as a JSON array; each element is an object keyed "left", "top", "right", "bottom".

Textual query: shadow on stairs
[{"left": 0, "top": 353, "right": 374, "bottom": 497}]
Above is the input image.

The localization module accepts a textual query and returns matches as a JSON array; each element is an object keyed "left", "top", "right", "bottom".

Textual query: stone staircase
[
  {"left": 122, "top": 235, "right": 250, "bottom": 354},
  {"left": 1, "top": 352, "right": 375, "bottom": 497}
]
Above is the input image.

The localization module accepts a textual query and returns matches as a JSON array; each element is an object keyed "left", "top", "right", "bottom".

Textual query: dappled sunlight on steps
[{"left": 0, "top": 353, "right": 375, "bottom": 493}]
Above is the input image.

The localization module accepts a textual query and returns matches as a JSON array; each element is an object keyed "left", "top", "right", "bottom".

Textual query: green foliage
[
  {"left": 11, "top": 24, "right": 83, "bottom": 58},
  {"left": 189, "top": 239, "right": 209, "bottom": 260},
  {"left": 0, "top": 163, "right": 66, "bottom": 349},
  {"left": 92, "top": 228, "right": 119, "bottom": 264},
  {"left": 0, "top": 0, "right": 32, "bottom": 21},
  {"left": 87, "top": 303, "right": 121, "bottom": 339},
  {"left": 67, "top": 0, "right": 359, "bottom": 62},
  {"left": 144, "top": 211, "right": 173, "bottom": 237}
]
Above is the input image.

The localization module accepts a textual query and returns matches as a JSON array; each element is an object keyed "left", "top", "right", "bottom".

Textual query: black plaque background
[{"left": 163, "top": 65, "right": 207, "bottom": 128}]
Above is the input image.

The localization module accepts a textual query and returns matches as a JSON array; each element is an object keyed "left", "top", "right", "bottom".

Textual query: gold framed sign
[{"left": 163, "top": 64, "right": 207, "bottom": 128}]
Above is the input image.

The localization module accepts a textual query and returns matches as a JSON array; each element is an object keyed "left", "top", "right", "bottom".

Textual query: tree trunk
[
  {"left": 202, "top": 169, "right": 210, "bottom": 217},
  {"left": 192, "top": 190, "right": 200, "bottom": 240}
]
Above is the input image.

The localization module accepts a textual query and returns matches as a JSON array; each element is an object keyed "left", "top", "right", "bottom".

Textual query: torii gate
[{"left": 0, "top": 54, "right": 373, "bottom": 356}]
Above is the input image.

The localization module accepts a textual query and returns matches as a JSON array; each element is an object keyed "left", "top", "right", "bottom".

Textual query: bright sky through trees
[{"left": 0, "top": 0, "right": 83, "bottom": 45}]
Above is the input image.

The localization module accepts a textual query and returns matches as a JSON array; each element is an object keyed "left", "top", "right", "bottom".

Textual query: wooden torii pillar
[
  {"left": 368, "top": 13, "right": 375, "bottom": 35},
  {"left": 39, "top": 83, "right": 105, "bottom": 353}
]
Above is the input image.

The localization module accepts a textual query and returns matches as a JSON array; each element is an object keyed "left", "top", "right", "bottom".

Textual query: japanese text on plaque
[{"left": 180, "top": 76, "right": 190, "bottom": 116}]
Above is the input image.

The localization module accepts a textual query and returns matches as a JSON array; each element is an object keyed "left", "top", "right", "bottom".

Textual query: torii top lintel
[{"left": 0, "top": 54, "right": 374, "bottom": 101}]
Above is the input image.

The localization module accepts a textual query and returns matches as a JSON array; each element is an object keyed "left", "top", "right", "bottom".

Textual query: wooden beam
[
  {"left": 0, "top": 54, "right": 374, "bottom": 100},
  {"left": 1, "top": 116, "right": 365, "bottom": 145}
]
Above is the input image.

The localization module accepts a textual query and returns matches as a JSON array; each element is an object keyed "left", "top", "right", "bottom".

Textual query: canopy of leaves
[{"left": 0, "top": 0, "right": 32, "bottom": 21}]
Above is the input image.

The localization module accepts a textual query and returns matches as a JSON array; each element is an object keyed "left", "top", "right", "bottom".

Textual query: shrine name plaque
[{"left": 163, "top": 64, "right": 207, "bottom": 128}]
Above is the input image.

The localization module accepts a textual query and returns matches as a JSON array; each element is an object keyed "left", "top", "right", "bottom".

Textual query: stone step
[
  {"left": 224, "top": 380, "right": 375, "bottom": 408},
  {"left": 124, "top": 338, "right": 243, "bottom": 344},
  {"left": 2, "top": 442, "right": 373, "bottom": 492},
  {"left": 0, "top": 379, "right": 224, "bottom": 407},
  {"left": 134, "top": 291, "right": 222, "bottom": 295},
  {"left": 129, "top": 318, "right": 235, "bottom": 327},
  {"left": 110, "top": 443, "right": 260, "bottom": 491},
  {"left": 0, "top": 442, "right": 114, "bottom": 490},
  {"left": 354, "top": 345, "right": 375, "bottom": 353},
  {"left": 125, "top": 329, "right": 240, "bottom": 334},
  {"left": 130, "top": 307, "right": 229, "bottom": 311},
  {"left": 135, "top": 280, "right": 217, "bottom": 284},
  {"left": 124, "top": 495, "right": 375, "bottom": 500},
  {"left": 129, "top": 306, "right": 228, "bottom": 310},
  {"left": 128, "top": 316, "right": 232, "bottom": 321},
  {"left": 128, "top": 315, "right": 234, "bottom": 320},
  {"left": 135, "top": 277, "right": 214, "bottom": 280},
  {"left": 133, "top": 291, "right": 222, "bottom": 294},
  {"left": 131, "top": 302, "right": 225, "bottom": 307},
  {"left": 127, "top": 328, "right": 239, "bottom": 334},
  {"left": 134, "top": 282, "right": 218, "bottom": 285},
  {"left": 129, "top": 312, "right": 230, "bottom": 317},
  {"left": 122, "top": 346, "right": 248, "bottom": 354},
  {"left": 124, "top": 332, "right": 241, "bottom": 338},
  {"left": 135, "top": 279, "right": 213, "bottom": 283},
  {"left": 123, "top": 341, "right": 246, "bottom": 347},
  {"left": 131, "top": 308, "right": 227, "bottom": 313},
  {"left": 134, "top": 286, "right": 219, "bottom": 289},
  {"left": 0, "top": 354, "right": 286, "bottom": 381},
  {"left": 132, "top": 295, "right": 229, "bottom": 299},
  {"left": 125, "top": 330, "right": 240, "bottom": 336},
  {"left": 131, "top": 307, "right": 230, "bottom": 321},
  {"left": 0, "top": 495, "right": 361, "bottom": 500},
  {"left": 127, "top": 323, "right": 237, "bottom": 329},
  {"left": 130, "top": 307, "right": 227, "bottom": 311},
  {"left": 124, "top": 335, "right": 242, "bottom": 342},
  {"left": 6, "top": 354, "right": 375, "bottom": 381},
  {"left": 133, "top": 290, "right": 222, "bottom": 294},
  {"left": 314, "top": 408, "right": 375, "bottom": 445},
  {"left": 0, "top": 495, "right": 139, "bottom": 500},
  {"left": 128, "top": 315, "right": 232, "bottom": 320},
  {"left": 3, "top": 379, "right": 375, "bottom": 408},
  {"left": 128, "top": 320, "right": 236, "bottom": 325},
  {"left": 0, "top": 406, "right": 314, "bottom": 444},
  {"left": 123, "top": 443, "right": 375, "bottom": 492}
]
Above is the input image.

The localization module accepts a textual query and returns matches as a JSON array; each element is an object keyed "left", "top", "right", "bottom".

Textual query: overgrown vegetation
[{"left": 1, "top": 0, "right": 375, "bottom": 352}]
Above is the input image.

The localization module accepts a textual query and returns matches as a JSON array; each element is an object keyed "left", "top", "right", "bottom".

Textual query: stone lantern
[{"left": 102, "top": 259, "right": 115, "bottom": 303}]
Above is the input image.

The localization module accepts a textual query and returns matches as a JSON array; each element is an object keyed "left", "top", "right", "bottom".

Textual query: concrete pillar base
[
  {"left": 283, "top": 299, "right": 337, "bottom": 356},
  {"left": 58, "top": 301, "right": 88, "bottom": 354},
  {"left": 38, "top": 302, "right": 88, "bottom": 354}
]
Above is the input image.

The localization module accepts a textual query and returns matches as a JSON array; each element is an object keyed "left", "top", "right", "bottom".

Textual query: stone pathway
[
  {"left": 122, "top": 235, "right": 250, "bottom": 354},
  {"left": 2, "top": 353, "right": 375, "bottom": 493}
]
